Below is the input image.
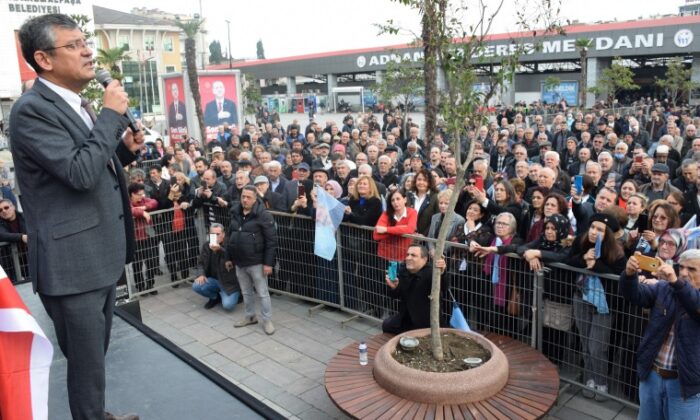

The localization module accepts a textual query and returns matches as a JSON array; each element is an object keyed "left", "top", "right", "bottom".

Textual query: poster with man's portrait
[
  {"left": 199, "top": 73, "right": 240, "bottom": 141},
  {"left": 164, "top": 75, "right": 188, "bottom": 144}
]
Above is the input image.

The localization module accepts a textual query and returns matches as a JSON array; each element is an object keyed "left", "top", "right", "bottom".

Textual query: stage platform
[{"left": 16, "top": 283, "right": 280, "bottom": 420}]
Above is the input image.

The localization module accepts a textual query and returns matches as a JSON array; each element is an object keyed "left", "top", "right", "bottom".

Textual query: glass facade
[{"left": 122, "top": 60, "right": 160, "bottom": 114}]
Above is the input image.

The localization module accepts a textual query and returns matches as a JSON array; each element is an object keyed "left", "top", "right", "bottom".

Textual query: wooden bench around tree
[{"left": 325, "top": 332, "right": 560, "bottom": 420}]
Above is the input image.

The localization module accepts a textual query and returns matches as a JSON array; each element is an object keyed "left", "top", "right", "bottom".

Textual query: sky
[{"left": 92, "top": 0, "right": 682, "bottom": 60}]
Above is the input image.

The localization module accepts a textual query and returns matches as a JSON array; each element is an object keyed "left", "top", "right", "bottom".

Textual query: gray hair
[
  {"left": 598, "top": 151, "right": 612, "bottom": 160},
  {"left": 19, "top": 14, "right": 79, "bottom": 73},
  {"left": 210, "top": 223, "right": 225, "bottom": 232},
  {"left": 679, "top": 249, "right": 700, "bottom": 263},
  {"left": 496, "top": 212, "right": 517, "bottom": 234},
  {"left": 681, "top": 158, "right": 697, "bottom": 170},
  {"left": 586, "top": 161, "right": 602, "bottom": 172},
  {"left": 544, "top": 150, "right": 560, "bottom": 161},
  {"left": 265, "top": 160, "right": 282, "bottom": 170}
]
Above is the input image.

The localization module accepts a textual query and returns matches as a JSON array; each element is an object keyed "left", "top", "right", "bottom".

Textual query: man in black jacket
[
  {"left": 192, "top": 223, "right": 240, "bottom": 310},
  {"left": 227, "top": 186, "right": 278, "bottom": 335},
  {"left": 0, "top": 199, "right": 28, "bottom": 283},
  {"left": 382, "top": 244, "right": 446, "bottom": 334}
]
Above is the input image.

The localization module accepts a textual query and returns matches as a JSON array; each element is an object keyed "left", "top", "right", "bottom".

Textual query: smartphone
[
  {"left": 209, "top": 233, "right": 217, "bottom": 246},
  {"left": 387, "top": 261, "right": 399, "bottom": 281},
  {"left": 607, "top": 173, "right": 616, "bottom": 183},
  {"left": 574, "top": 175, "right": 583, "bottom": 195},
  {"left": 634, "top": 155, "right": 643, "bottom": 164},
  {"left": 297, "top": 183, "right": 306, "bottom": 197},
  {"left": 636, "top": 214, "right": 648, "bottom": 230},
  {"left": 472, "top": 174, "right": 484, "bottom": 192},
  {"left": 637, "top": 255, "right": 661, "bottom": 273},
  {"left": 200, "top": 180, "right": 208, "bottom": 189}
]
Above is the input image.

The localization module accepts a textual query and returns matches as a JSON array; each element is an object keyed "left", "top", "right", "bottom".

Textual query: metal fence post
[
  {"left": 336, "top": 227, "right": 345, "bottom": 310},
  {"left": 533, "top": 269, "right": 545, "bottom": 351},
  {"left": 9, "top": 243, "right": 23, "bottom": 282}
]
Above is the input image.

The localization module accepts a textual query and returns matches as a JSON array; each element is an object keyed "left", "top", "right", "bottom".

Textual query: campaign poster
[
  {"left": 541, "top": 81, "right": 579, "bottom": 106},
  {"left": 199, "top": 73, "right": 240, "bottom": 141},
  {"left": 163, "top": 75, "right": 188, "bottom": 144}
]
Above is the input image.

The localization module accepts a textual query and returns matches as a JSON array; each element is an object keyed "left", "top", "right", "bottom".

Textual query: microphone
[{"left": 95, "top": 69, "right": 140, "bottom": 134}]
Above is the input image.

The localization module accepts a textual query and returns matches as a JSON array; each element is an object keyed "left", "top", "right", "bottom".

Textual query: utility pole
[
  {"left": 198, "top": 0, "right": 205, "bottom": 70},
  {"left": 225, "top": 19, "right": 232, "bottom": 69}
]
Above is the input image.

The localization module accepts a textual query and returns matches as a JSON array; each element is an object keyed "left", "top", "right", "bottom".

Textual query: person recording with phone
[
  {"left": 10, "top": 14, "right": 143, "bottom": 420},
  {"left": 621, "top": 249, "right": 700, "bottom": 419},
  {"left": 382, "top": 244, "right": 447, "bottom": 334}
]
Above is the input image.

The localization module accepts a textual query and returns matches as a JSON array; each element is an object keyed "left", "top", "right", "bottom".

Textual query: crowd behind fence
[{"left": 5, "top": 205, "right": 645, "bottom": 408}]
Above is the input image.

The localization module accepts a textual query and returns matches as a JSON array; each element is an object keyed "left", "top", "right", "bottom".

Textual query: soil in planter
[{"left": 392, "top": 332, "right": 491, "bottom": 373}]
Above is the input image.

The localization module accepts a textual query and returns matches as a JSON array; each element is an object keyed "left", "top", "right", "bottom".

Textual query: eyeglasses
[
  {"left": 44, "top": 39, "right": 95, "bottom": 52},
  {"left": 0, "top": 206, "right": 10, "bottom": 211},
  {"left": 652, "top": 214, "right": 668, "bottom": 220},
  {"left": 658, "top": 239, "right": 677, "bottom": 248},
  {"left": 495, "top": 221, "right": 510, "bottom": 227}
]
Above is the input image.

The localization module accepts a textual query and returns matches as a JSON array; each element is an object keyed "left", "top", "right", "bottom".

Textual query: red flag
[{"left": 0, "top": 268, "right": 53, "bottom": 420}]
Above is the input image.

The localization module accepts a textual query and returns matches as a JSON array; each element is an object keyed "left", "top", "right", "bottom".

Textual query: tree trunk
[
  {"left": 185, "top": 38, "right": 207, "bottom": 142},
  {"left": 422, "top": 0, "right": 438, "bottom": 144},
  {"left": 430, "top": 143, "right": 473, "bottom": 362},
  {"left": 579, "top": 50, "right": 587, "bottom": 108}
]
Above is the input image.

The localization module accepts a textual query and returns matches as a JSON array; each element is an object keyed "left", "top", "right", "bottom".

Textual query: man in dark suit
[
  {"left": 203, "top": 80, "right": 238, "bottom": 127},
  {"left": 10, "top": 14, "right": 141, "bottom": 420},
  {"left": 167, "top": 82, "right": 187, "bottom": 129}
]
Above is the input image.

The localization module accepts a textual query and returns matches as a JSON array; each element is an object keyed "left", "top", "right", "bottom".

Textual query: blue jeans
[
  {"left": 639, "top": 370, "right": 700, "bottom": 420},
  {"left": 192, "top": 277, "right": 240, "bottom": 311}
]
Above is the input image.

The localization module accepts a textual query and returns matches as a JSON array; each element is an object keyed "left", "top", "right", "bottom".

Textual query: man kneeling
[
  {"left": 192, "top": 223, "right": 240, "bottom": 310},
  {"left": 383, "top": 244, "right": 446, "bottom": 334}
]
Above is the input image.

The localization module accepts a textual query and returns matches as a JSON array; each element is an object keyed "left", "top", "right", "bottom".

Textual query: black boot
[{"left": 204, "top": 295, "right": 221, "bottom": 309}]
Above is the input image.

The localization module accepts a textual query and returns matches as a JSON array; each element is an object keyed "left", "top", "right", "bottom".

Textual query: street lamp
[{"left": 225, "top": 19, "right": 232, "bottom": 69}]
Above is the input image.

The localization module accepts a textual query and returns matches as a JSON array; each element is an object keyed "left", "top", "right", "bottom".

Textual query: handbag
[{"left": 543, "top": 299, "right": 573, "bottom": 331}]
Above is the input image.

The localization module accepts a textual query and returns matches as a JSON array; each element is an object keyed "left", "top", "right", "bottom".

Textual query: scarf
[
  {"left": 483, "top": 235, "right": 513, "bottom": 307},
  {"left": 540, "top": 214, "right": 570, "bottom": 251},
  {"left": 579, "top": 274, "right": 609, "bottom": 314}
]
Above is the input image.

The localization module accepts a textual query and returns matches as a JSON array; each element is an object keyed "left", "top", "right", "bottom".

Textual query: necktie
[
  {"left": 175, "top": 103, "right": 178, "bottom": 114},
  {"left": 80, "top": 97, "right": 97, "bottom": 126},
  {"left": 217, "top": 102, "right": 222, "bottom": 113}
]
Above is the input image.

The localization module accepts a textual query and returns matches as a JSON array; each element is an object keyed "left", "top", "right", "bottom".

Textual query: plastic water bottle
[{"left": 359, "top": 340, "right": 368, "bottom": 366}]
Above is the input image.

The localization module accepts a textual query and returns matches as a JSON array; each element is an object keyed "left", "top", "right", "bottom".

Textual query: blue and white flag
[
  {"left": 448, "top": 289, "right": 471, "bottom": 332},
  {"left": 684, "top": 215, "right": 699, "bottom": 250},
  {"left": 314, "top": 186, "right": 346, "bottom": 261}
]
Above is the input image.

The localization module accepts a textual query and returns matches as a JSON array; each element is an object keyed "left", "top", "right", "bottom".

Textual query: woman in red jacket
[{"left": 374, "top": 189, "right": 418, "bottom": 263}]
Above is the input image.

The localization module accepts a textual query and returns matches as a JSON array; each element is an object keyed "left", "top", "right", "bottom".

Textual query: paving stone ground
[{"left": 139, "top": 287, "right": 639, "bottom": 420}]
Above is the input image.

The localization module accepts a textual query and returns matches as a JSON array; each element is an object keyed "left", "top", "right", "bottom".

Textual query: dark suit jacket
[
  {"left": 204, "top": 99, "right": 238, "bottom": 127},
  {"left": 168, "top": 101, "right": 187, "bottom": 128},
  {"left": 10, "top": 79, "right": 136, "bottom": 295}
]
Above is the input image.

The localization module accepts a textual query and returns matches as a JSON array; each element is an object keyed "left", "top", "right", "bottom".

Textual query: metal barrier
[
  {"left": 0, "top": 241, "right": 29, "bottom": 285},
  {"left": 3, "top": 202, "right": 642, "bottom": 407}
]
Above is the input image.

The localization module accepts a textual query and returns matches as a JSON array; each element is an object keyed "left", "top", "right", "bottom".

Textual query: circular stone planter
[{"left": 373, "top": 328, "right": 509, "bottom": 405}]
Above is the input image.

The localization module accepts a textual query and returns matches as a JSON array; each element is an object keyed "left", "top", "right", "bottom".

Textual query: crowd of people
[
  {"left": 112, "top": 101, "right": 700, "bottom": 412},
  {"left": 6, "top": 75, "right": 700, "bottom": 412}
]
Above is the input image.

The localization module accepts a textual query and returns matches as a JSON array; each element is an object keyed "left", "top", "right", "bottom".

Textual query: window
[
  {"left": 165, "top": 66, "right": 176, "bottom": 73},
  {"left": 163, "top": 36, "right": 173, "bottom": 52},
  {"left": 144, "top": 34, "right": 155, "bottom": 52},
  {"left": 118, "top": 35, "right": 130, "bottom": 51}
]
